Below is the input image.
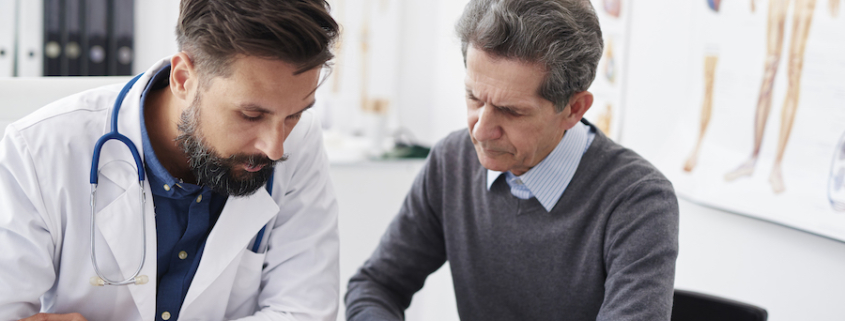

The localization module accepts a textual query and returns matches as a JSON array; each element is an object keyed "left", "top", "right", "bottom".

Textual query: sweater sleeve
[
  {"left": 597, "top": 178, "right": 679, "bottom": 321},
  {"left": 344, "top": 147, "right": 448, "bottom": 321}
]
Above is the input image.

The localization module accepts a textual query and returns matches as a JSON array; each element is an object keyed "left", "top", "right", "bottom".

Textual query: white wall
[
  {"left": 394, "top": 0, "right": 469, "bottom": 147},
  {"left": 133, "top": 0, "right": 180, "bottom": 74},
  {"left": 674, "top": 199, "right": 845, "bottom": 321}
]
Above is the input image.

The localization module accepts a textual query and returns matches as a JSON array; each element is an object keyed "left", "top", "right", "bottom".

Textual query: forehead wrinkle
[
  {"left": 466, "top": 52, "right": 546, "bottom": 111},
  {"left": 467, "top": 72, "right": 540, "bottom": 111}
]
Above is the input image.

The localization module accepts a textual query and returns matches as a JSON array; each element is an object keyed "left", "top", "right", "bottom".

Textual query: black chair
[{"left": 672, "top": 289, "right": 768, "bottom": 321}]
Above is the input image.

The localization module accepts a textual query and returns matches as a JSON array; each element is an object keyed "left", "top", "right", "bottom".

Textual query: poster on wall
[
  {"left": 584, "top": 0, "right": 632, "bottom": 142},
  {"left": 653, "top": 0, "right": 845, "bottom": 241}
]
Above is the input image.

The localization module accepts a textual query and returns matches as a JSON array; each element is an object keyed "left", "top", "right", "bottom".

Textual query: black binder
[
  {"left": 64, "top": 0, "right": 83, "bottom": 76},
  {"left": 85, "top": 0, "right": 109, "bottom": 75},
  {"left": 109, "top": 0, "right": 133, "bottom": 76},
  {"left": 43, "top": 0, "right": 63, "bottom": 76}
]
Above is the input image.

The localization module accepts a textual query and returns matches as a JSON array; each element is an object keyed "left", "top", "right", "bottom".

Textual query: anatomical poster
[
  {"left": 584, "top": 0, "right": 632, "bottom": 141},
  {"left": 657, "top": 0, "right": 845, "bottom": 241}
]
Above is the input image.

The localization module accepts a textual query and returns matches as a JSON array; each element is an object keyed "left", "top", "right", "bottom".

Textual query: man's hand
[{"left": 18, "top": 313, "right": 88, "bottom": 321}]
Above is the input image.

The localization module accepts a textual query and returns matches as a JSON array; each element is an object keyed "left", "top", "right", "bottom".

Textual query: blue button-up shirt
[
  {"left": 487, "top": 121, "right": 596, "bottom": 212},
  {"left": 139, "top": 65, "right": 229, "bottom": 321}
]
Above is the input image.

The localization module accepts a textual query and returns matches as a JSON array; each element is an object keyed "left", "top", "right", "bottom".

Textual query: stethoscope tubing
[
  {"left": 90, "top": 73, "right": 146, "bottom": 185},
  {"left": 89, "top": 73, "right": 148, "bottom": 286}
]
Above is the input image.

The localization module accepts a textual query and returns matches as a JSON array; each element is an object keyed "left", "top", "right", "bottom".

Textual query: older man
[{"left": 345, "top": 0, "right": 679, "bottom": 320}]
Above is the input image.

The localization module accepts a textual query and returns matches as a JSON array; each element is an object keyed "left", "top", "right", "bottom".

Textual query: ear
[
  {"left": 169, "top": 52, "right": 198, "bottom": 103},
  {"left": 560, "top": 91, "right": 594, "bottom": 129}
]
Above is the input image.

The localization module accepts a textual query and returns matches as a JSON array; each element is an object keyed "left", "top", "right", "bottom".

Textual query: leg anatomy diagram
[{"left": 685, "top": 0, "right": 839, "bottom": 194}]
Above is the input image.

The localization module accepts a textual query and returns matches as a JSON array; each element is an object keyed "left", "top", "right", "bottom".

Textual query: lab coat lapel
[
  {"left": 92, "top": 174, "right": 158, "bottom": 320},
  {"left": 92, "top": 59, "right": 169, "bottom": 319},
  {"left": 181, "top": 188, "right": 279, "bottom": 311}
]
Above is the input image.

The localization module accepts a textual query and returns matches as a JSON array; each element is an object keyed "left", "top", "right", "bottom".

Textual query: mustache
[
  {"left": 175, "top": 94, "right": 281, "bottom": 196},
  {"left": 222, "top": 153, "right": 278, "bottom": 168}
]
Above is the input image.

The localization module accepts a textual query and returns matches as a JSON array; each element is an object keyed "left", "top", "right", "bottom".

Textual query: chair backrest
[{"left": 672, "top": 289, "right": 768, "bottom": 321}]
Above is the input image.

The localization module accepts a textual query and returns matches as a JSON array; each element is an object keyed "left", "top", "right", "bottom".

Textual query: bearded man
[{"left": 0, "top": 1, "right": 341, "bottom": 320}]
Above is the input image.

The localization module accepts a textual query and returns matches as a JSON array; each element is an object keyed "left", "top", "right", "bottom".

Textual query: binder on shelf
[
  {"left": 64, "top": 0, "right": 83, "bottom": 76},
  {"left": 85, "top": 0, "right": 109, "bottom": 76},
  {"left": 44, "top": 0, "right": 63, "bottom": 76},
  {"left": 16, "top": 0, "right": 44, "bottom": 77},
  {"left": 110, "top": 0, "right": 134, "bottom": 76},
  {"left": 0, "top": 0, "right": 16, "bottom": 77}
]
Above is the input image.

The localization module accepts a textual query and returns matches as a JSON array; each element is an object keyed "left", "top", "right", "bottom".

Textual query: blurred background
[{"left": 1, "top": 0, "right": 844, "bottom": 320}]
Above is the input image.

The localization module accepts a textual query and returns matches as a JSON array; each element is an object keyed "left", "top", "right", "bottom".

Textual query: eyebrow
[
  {"left": 464, "top": 88, "right": 526, "bottom": 112},
  {"left": 240, "top": 100, "right": 316, "bottom": 116}
]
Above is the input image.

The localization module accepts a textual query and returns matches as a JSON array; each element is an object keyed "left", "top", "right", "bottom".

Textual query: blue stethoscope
[{"left": 88, "top": 73, "right": 269, "bottom": 287}]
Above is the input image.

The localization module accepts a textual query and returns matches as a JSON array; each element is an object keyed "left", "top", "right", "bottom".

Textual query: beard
[{"left": 174, "top": 94, "right": 282, "bottom": 196}]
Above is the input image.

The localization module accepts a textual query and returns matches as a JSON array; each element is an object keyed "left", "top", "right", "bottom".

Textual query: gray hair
[{"left": 456, "top": 0, "right": 603, "bottom": 112}]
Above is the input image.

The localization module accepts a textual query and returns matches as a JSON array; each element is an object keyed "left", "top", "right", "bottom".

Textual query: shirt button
[
  {"left": 196, "top": 195, "right": 203, "bottom": 203},
  {"left": 515, "top": 179, "right": 524, "bottom": 185},
  {"left": 161, "top": 311, "right": 171, "bottom": 320},
  {"left": 163, "top": 184, "right": 171, "bottom": 191},
  {"left": 178, "top": 251, "right": 188, "bottom": 260}
]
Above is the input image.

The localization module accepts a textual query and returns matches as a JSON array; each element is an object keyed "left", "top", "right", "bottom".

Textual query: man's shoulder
[
  {"left": 431, "top": 129, "right": 473, "bottom": 157},
  {"left": 11, "top": 84, "right": 121, "bottom": 133},
  {"left": 1, "top": 85, "right": 122, "bottom": 171},
  {"left": 420, "top": 129, "right": 479, "bottom": 184},
  {"left": 581, "top": 129, "right": 672, "bottom": 191}
]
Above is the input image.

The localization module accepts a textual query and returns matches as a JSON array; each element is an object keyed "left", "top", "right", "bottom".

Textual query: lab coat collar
[{"left": 96, "top": 57, "right": 170, "bottom": 169}]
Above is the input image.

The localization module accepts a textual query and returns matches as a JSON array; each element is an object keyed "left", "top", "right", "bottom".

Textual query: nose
[
  {"left": 472, "top": 105, "right": 502, "bottom": 142},
  {"left": 256, "top": 121, "right": 287, "bottom": 161}
]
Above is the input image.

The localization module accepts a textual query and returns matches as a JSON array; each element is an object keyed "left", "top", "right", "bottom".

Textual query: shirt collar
[
  {"left": 486, "top": 121, "right": 591, "bottom": 212},
  {"left": 139, "top": 64, "right": 204, "bottom": 198}
]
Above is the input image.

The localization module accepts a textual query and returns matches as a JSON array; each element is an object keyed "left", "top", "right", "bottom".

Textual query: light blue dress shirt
[{"left": 486, "top": 121, "right": 595, "bottom": 212}]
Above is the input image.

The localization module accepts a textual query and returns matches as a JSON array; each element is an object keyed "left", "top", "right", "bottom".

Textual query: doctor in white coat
[{"left": 0, "top": 0, "right": 340, "bottom": 320}]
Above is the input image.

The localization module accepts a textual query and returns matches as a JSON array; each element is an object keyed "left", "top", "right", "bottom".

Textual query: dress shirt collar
[
  {"left": 139, "top": 64, "right": 204, "bottom": 198},
  {"left": 486, "top": 121, "right": 591, "bottom": 212}
]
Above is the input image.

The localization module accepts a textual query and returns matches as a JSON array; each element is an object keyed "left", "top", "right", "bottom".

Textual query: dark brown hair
[{"left": 176, "top": 0, "right": 339, "bottom": 82}]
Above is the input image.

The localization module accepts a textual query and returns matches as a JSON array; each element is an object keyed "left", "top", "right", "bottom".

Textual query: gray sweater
[{"left": 346, "top": 122, "right": 679, "bottom": 321}]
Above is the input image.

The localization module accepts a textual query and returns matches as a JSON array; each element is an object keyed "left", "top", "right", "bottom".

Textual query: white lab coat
[{"left": 0, "top": 58, "right": 339, "bottom": 321}]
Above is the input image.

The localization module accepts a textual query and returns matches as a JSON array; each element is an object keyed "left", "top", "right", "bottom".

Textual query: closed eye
[
  {"left": 466, "top": 90, "right": 480, "bottom": 101},
  {"left": 242, "top": 113, "right": 264, "bottom": 122},
  {"left": 497, "top": 106, "right": 521, "bottom": 116},
  {"left": 287, "top": 111, "right": 304, "bottom": 120}
]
